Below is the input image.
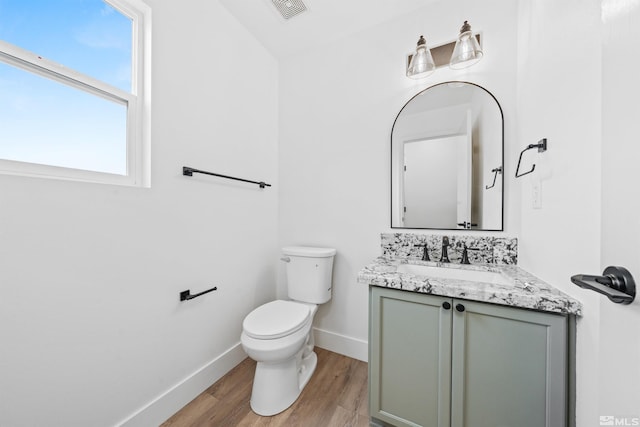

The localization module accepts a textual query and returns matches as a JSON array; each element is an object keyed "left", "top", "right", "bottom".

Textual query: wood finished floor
[{"left": 161, "top": 348, "right": 369, "bottom": 427}]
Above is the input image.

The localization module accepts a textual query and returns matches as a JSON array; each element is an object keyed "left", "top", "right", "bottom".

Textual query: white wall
[
  {"left": 515, "top": 0, "right": 604, "bottom": 424},
  {"left": 0, "top": 1, "right": 279, "bottom": 426},
  {"left": 516, "top": 0, "right": 640, "bottom": 417},
  {"left": 472, "top": 89, "right": 503, "bottom": 228},
  {"left": 278, "top": 0, "right": 519, "bottom": 360},
  {"left": 599, "top": 0, "right": 640, "bottom": 417}
]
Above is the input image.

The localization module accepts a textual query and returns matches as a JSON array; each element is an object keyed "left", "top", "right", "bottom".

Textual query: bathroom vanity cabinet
[{"left": 369, "top": 286, "right": 568, "bottom": 427}]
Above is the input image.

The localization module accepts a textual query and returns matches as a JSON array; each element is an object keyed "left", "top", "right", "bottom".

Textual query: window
[{"left": 0, "top": 0, "right": 150, "bottom": 186}]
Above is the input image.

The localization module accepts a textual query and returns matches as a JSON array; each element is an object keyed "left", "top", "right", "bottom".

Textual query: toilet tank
[{"left": 282, "top": 246, "right": 336, "bottom": 304}]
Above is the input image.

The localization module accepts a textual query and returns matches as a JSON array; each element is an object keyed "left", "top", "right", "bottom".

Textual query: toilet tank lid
[{"left": 282, "top": 246, "right": 336, "bottom": 257}]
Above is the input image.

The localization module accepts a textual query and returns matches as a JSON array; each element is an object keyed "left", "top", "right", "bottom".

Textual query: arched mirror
[{"left": 391, "top": 81, "right": 503, "bottom": 230}]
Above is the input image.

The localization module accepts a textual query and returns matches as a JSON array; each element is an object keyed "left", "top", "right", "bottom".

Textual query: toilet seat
[{"left": 243, "top": 300, "right": 311, "bottom": 340}]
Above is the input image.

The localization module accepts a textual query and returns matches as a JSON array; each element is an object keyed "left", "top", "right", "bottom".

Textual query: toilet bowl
[
  {"left": 241, "top": 300, "right": 318, "bottom": 416},
  {"left": 240, "top": 246, "right": 336, "bottom": 416}
]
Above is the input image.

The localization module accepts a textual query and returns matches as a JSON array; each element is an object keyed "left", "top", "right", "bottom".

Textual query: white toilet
[{"left": 241, "top": 246, "right": 336, "bottom": 416}]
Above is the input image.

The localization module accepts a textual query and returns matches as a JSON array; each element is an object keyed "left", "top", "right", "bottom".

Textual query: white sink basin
[{"left": 396, "top": 264, "right": 513, "bottom": 286}]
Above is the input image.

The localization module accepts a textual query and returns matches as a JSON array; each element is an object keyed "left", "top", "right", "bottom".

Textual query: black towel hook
[
  {"left": 485, "top": 166, "right": 503, "bottom": 189},
  {"left": 515, "top": 138, "right": 547, "bottom": 178}
]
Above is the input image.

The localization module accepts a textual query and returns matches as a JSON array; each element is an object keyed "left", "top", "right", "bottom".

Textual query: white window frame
[{"left": 0, "top": 0, "right": 151, "bottom": 187}]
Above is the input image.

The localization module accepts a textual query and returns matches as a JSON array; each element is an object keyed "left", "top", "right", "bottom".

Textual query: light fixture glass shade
[
  {"left": 406, "top": 35, "right": 435, "bottom": 79},
  {"left": 450, "top": 21, "right": 483, "bottom": 69}
]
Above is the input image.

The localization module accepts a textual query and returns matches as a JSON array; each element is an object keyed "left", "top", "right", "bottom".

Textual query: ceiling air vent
[{"left": 271, "top": 0, "right": 307, "bottom": 20}]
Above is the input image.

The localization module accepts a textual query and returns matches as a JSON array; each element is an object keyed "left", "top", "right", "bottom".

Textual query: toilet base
[
  {"left": 298, "top": 350, "right": 317, "bottom": 391},
  {"left": 250, "top": 350, "right": 318, "bottom": 416}
]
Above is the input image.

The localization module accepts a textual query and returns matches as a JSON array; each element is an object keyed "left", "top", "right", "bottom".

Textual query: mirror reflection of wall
[{"left": 391, "top": 81, "right": 503, "bottom": 230}]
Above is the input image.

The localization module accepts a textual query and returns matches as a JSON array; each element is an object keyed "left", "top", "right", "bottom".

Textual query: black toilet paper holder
[{"left": 515, "top": 138, "right": 547, "bottom": 178}]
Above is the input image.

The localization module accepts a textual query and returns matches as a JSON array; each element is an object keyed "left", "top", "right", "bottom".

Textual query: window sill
[{"left": 0, "top": 159, "right": 150, "bottom": 188}]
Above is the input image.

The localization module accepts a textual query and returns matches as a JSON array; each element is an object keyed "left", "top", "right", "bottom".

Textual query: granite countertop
[{"left": 358, "top": 257, "right": 582, "bottom": 316}]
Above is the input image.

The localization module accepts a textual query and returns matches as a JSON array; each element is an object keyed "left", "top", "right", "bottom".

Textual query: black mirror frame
[{"left": 390, "top": 81, "right": 504, "bottom": 231}]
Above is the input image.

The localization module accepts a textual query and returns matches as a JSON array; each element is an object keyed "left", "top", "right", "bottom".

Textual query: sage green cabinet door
[
  {"left": 369, "top": 287, "right": 452, "bottom": 427},
  {"left": 450, "top": 300, "right": 567, "bottom": 427}
]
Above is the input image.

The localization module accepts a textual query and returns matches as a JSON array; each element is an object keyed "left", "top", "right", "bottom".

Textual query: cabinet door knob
[
  {"left": 442, "top": 301, "right": 451, "bottom": 310},
  {"left": 456, "top": 303, "right": 465, "bottom": 312}
]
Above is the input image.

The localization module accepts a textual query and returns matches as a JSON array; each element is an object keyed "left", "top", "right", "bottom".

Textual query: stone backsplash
[{"left": 381, "top": 233, "right": 518, "bottom": 265}]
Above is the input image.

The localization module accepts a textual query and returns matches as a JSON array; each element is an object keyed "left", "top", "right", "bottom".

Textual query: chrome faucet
[{"left": 440, "top": 236, "right": 450, "bottom": 263}]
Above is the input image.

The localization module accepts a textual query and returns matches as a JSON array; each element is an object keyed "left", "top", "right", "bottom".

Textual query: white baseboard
[
  {"left": 117, "top": 343, "right": 247, "bottom": 427},
  {"left": 313, "top": 327, "right": 368, "bottom": 362}
]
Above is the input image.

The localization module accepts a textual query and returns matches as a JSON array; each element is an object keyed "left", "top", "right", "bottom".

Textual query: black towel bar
[
  {"left": 180, "top": 286, "right": 218, "bottom": 301},
  {"left": 183, "top": 166, "right": 271, "bottom": 188}
]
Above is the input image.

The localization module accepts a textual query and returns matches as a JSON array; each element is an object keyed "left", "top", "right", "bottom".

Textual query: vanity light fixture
[
  {"left": 406, "top": 35, "right": 436, "bottom": 79},
  {"left": 406, "top": 22, "right": 483, "bottom": 79},
  {"left": 450, "top": 21, "right": 483, "bottom": 69}
]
